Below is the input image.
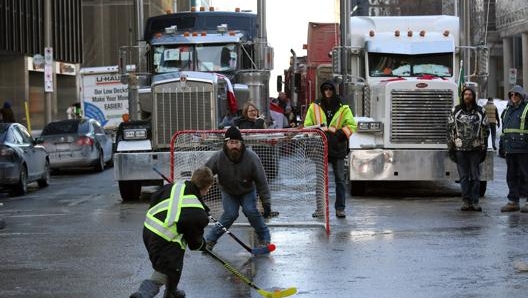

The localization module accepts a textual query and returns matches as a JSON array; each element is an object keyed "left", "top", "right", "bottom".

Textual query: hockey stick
[
  {"left": 205, "top": 248, "right": 297, "bottom": 298},
  {"left": 153, "top": 167, "right": 276, "bottom": 255},
  {"left": 209, "top": 214, "right": 276, "bottom": 255}
]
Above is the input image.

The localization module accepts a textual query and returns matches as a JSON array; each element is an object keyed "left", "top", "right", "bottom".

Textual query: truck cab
[{"left": 114, "top": 7, "right": 273, "bottom": 201}]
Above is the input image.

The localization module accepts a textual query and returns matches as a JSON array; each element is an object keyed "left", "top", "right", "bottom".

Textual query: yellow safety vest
[
  {"left": 503, "top": 104, "right": 528, "bottom": 134},
  {"left": 143, "top": 183, "right": 204, "bottom": 250},
  {"left": 304, "top": 103, "right": 357, "bottom": 138}
]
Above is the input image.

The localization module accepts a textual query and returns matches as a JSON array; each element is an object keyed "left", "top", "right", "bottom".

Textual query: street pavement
[{"left": 0, "top": 156, "right": 527, "bottom": 298}]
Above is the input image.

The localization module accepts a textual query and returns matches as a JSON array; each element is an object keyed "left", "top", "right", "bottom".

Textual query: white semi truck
[{"left": 335, "top": 15, "right": 492, "bottom": 195}]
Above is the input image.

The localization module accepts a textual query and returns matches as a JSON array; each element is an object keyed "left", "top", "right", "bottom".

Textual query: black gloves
[
  {"left": 262, "top": 203, "right": 271, "bottom": 219},
  {"left": 479, "top": 150, "right": 487, "bottom": 163},
  {"left": 448, "top": 150, "right": 457, "bottom": 163},
  {"left": 498, "top": 147, "right": 505, "bottom": 158},
  {"left": 335, "top": 129, "right": 347, "bottom": 142},
  {"left": 498, "top": 136, "right": 505, "bottom": 158}
]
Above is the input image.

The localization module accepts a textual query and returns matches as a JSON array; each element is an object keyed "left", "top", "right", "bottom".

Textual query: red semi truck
[{"left": 280, "top": 22, "right": 340, "bottom": 120}]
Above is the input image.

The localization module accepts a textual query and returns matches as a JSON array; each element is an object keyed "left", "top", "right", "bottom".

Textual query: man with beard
[{"left": 204, "top": 126, "right": 272, "bottom": 250}]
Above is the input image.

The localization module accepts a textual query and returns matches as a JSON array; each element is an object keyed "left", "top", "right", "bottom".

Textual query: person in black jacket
[
  {"left": 498, "top": 85, "right": 528, "bottom": 213},
  {"left": 130, "top": 167, "right": 214, "bottom": 298},
  {"left": 447, "top": 87, "right": 489, "bottom": 211},
  {"left": 233, "top": 101, "right": 266, "bottom": 129}
]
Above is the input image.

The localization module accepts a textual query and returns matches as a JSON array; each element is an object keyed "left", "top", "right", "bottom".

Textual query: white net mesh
[{"left": 170, "top": 129, "right": 330, "bottom": 234}]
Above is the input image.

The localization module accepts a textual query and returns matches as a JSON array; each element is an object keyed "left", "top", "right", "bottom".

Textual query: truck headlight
[
  {"left": 123, "top": 128, "right": 147, "bottom": 140},
  {"left": 357, "top": 121, "right": 383, "bottom": 132}
]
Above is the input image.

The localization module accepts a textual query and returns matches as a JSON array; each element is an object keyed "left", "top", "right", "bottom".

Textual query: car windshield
[{"left": 41, "top": 120, "right": 90, "bottom": 135}]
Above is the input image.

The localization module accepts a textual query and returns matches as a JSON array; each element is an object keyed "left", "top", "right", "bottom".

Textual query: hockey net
[{"left": 170, "top": 129, "right": 330, "bottom": 234}]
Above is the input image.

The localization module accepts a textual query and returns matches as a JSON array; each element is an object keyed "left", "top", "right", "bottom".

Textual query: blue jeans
[
  {"left": 455, "top": 151, "right": 481, "bottom": 203},
  {"left": 329, "top": 158, "right": 346, "bottom": 211},
  {"left": 206, "top": 189, "right": 271, "bottom": 243}
]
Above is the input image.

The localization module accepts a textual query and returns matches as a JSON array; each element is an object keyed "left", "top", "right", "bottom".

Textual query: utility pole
[{"left": 44, "top": 0, "right": 53, "bottom": 124}]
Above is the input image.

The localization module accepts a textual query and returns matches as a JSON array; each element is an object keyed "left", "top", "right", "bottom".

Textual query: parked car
[
  {"left": 0, "top": 123, "right": 50, "bottom": 196},
  {"left": 37, "top": 118, "right": 113, "bottom": 172}
]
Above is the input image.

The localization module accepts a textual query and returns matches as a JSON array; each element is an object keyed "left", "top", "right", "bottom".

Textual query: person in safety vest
[
  {"left": 498, "top": 85, "right": 528, "bottom": 213},
  {"left": 130, "top": 167, "right": 214, "bottom": 298},
  {"left": 303, "top": 80, "right": 357, "bottom": 218},
  {"left": 204, "top": 126, "right": 272, "bottom": 250},
  {"left": 447, "top": 87, "right": 489, "bottom": 212}
]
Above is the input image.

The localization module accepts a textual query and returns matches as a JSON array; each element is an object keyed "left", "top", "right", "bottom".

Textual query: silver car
[
  {"left": 0, "top": 123, "right": 50, "bottom": 196},
  {"left": 38, "top": 119, "right": 113, "bottom": 172}
]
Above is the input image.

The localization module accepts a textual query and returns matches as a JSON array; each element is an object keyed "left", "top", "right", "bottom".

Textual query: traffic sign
[{"left": 509, "top": 68, "right": 517, "bottom": 85}]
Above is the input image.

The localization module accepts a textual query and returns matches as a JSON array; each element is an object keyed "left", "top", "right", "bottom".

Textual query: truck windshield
[
  {"left": 368, "top": 53, "right": 453, "bottom": 78},
  {"left": 153, "top": 44, "right": 237, "bottom": 73}
]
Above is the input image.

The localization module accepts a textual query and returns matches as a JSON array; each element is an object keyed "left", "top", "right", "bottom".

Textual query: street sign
[
  {"left": 44, "top": 47, "right": 53, "bottom": 92},
  {"left": 509, "top": 68, "right": 517, "bottom": 85}
]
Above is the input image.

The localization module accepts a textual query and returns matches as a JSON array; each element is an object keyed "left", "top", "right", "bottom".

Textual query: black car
[{"left": 0, "top": 123, "right": 50, "bottom": 195}]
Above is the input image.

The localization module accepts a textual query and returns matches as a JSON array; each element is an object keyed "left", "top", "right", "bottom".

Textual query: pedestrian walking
[
  {"left": 129, "top": 167, "right": 214, "bottom": 298},
  {"left": 303, "top": 80, "right": 357, "bottom": 218},
  {"left": 204, "top": 126, "right": 272, "bottom": 250},
  {"left": 498, "top": 85, "right": 528, "bottom": 213},
  {"left": 1, "top": 101, "right": 15, "bottom": 123},
  {"left": 447, "top": 87, "right": 489, "bottom": 211},
  {"left": 484, "top": 97, "right": 500, "bottom": 150}
]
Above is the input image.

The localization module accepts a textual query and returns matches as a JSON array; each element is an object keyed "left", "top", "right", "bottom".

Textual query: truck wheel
[
  {"left": 479, "top": 181, "right": 487, "bottom": 197},
  {"left": 119, "top": 181, "right": 141, "bottom": 202},
  {"left": 350, "top": 181, "right": 366, "bottom": 196}
]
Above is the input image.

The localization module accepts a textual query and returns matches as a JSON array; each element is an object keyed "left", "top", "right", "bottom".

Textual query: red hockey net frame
[{"left": 170, "top": 129, "right": 330, "bottom": 234}]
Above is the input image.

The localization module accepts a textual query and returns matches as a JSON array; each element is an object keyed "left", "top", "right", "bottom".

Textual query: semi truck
[
  {"left": 280, "top": 22, "right": 340, "bottom": 121},
  {"left": 334, "top": 15, "right": 492, "bottom": 195},
  {"left": 114, "top": 2, "right": 273, "bottom": 201}
]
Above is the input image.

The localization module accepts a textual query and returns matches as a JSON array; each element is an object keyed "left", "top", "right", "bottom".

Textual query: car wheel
[
  {"left": 37, "top": 160, "right": 50, "bottom": 188},
  {"left": 106, "top": 151, "right": 114, "bottom": 168},
  {"left": 12, "top": 165, "right": 28, "bottom": 196},
  {"left": 94, "top": 149, "right": 104, "bottom": 172},
  {"left": 119, "top": 181, "right": 142, "bottom": 201}
]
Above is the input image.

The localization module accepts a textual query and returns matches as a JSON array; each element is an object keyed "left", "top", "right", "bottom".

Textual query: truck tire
[
  {"left": 119, "top": 181, "right": 142, "bottom": 202},
  {"left": 479, "top": 181, "right": 487, "bottom": 197},
  {"left": 350, "top": 181, "right": 366, "bottom": 196}
]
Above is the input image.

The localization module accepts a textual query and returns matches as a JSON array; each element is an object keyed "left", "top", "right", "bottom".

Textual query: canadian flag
[{"left": 217, "top": 74, "right": 238, "bottom": 114}]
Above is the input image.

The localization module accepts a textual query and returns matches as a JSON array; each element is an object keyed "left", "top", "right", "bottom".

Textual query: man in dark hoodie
[
  {"left": 303, "top": 80, "right": 357, "bottom": 218},
  {"left": 447, "top": 87, "right": 489, "bottom": 211},
  {"left": 130, "top": 167, "right": 213, "bottom": 298},
  {"left": 204, "top": 126, "right": 272, "bottom": 250},
  {"left": 498, "top": 84, "right": 528, "bottom": 213}
]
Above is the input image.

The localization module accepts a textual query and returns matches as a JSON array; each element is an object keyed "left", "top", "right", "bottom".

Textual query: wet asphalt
[{"left": 0, "top": 155, "right": 527, "bottom": 298}]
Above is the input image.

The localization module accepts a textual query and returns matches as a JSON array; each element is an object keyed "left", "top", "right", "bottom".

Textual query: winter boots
[
  {"left": 163, "top": 288, "right": 186, "bottom": 298},
  {"left": 501, "top": 201, "right": 520, "bottom": 212},
  {"left": 130, "top": 280, "right": 160, "bottom": 298}
]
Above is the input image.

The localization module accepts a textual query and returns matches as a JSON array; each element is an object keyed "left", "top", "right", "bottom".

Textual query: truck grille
[
  {"left": 390, "top": 89, "right": 453, "bottom": 144},
  {"left": 154, "top": 88, "right": 214, "bottom": 147}
]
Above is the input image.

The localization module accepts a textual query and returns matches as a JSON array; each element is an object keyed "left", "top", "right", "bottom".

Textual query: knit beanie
[{"left": 224, "top": 126, "right": 243, "bottom": 142}]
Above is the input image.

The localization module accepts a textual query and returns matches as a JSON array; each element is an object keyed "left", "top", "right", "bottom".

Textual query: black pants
[
  {"left": 143, "top": 229, "right": 185, "bottom": 292},
  {"left": 489, "top": 123, "right": 497, "bottom": 149},
  {"left": 506, "top": 153, "right": 528, "bottom": 202}
]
